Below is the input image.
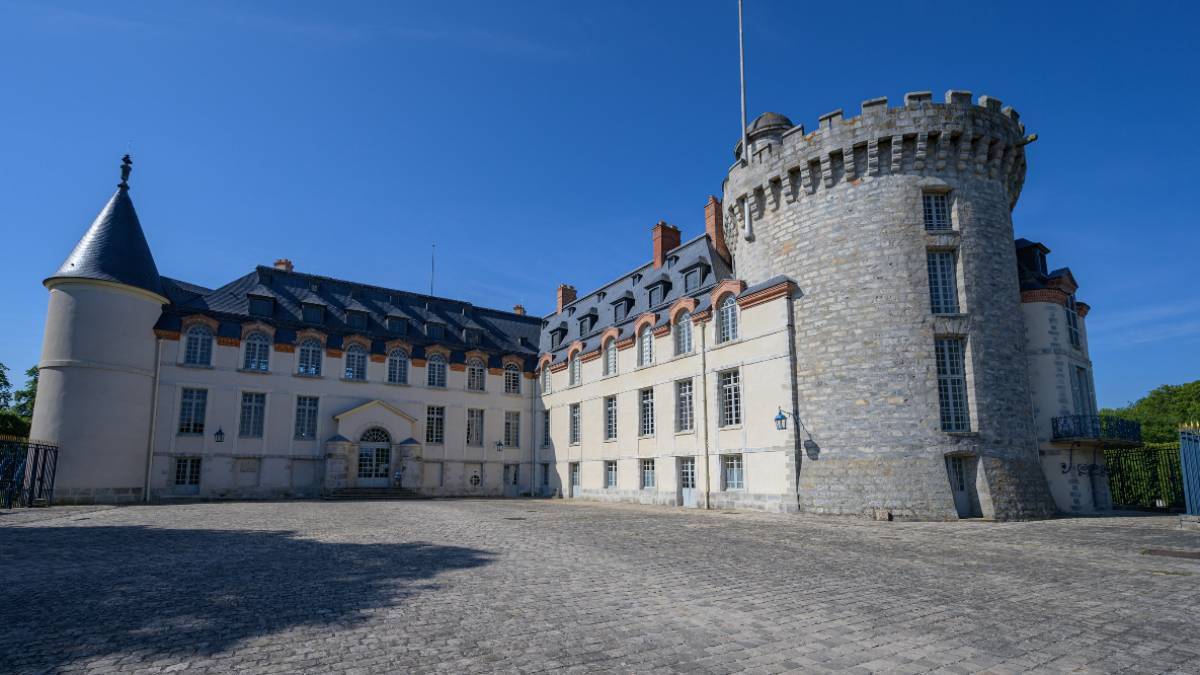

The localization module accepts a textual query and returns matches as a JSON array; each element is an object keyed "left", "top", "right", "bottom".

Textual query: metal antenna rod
[
  {"left": 430, "top": 243, "right": 436, "bottom": 296},
  {"left": 738, "top": 0, "right": 748, "bottom": 166}
]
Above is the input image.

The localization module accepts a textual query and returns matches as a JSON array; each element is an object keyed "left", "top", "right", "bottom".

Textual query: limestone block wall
[{"left": 722, "top": 91, "right": 1055, "bottom": 520}]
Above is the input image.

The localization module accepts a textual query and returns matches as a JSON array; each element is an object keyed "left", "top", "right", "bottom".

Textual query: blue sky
[{"left": 1, "top": 0, "right": 1196, "bottom": 408}]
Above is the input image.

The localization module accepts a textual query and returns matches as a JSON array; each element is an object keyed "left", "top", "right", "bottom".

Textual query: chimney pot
[
  {"left": 556, "top": 284, "right": 577, "bottom": 313},
  {"left": 513, "top": 304, "right": 526, "bottom": 316},
  {"left": 652, "top": 221, "right": 682, "bottom": 269},
  {"left": 273, "top": 258, "right": 294, "bottom": 273}
]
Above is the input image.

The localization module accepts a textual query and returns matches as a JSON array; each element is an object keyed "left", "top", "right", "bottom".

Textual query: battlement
[{"left": 725, "top": 90, "right": 1032, "bottom": 219}]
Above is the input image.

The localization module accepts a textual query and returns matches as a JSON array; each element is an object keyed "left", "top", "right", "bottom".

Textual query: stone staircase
[{"left": 324, "top": 487, "right": 424, "bottom": 501}]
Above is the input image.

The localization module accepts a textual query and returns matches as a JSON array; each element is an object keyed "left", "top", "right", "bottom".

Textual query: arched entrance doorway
[{"left": 357, "top": 427, "right": 392, "bottom": 487}]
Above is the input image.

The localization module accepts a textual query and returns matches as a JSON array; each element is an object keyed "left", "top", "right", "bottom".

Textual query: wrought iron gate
[
  {"left": 0, "top": 437, "right": 59, "bottom": 508},
  {"left": 1104, "top": 445, "right": 1185, "bottom": 511},
  {"left": 1182, "top": 425, "right": 1200, "bottom": 516}
]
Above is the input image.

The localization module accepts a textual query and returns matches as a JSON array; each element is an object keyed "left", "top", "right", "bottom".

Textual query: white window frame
[
  {"left": 1065, "top": 295, "right": 1081, "bottom": 349},
  {"left": 427, "top": 354, "right": 447, "bottom": 388},
  {"left": 178, "top": 388, "right": 207, "bottom": 435},
  {"left": 639, "top": 388, "right": 655, "bottom": 437},
  {"left": 541, "top": 410, "right": 551, "bottom": 449},
  {"left": 603, "top": 339, "right": 618, "bottom": 376},
  {"left": 923, "top": 192, "right": 951, "bottom": 231},
  {"left": 504, "top": 364, "right": 521, "bottom": 394},
  {"left": 242, "top": 332, "right": 270, "bottom": 372},
  {"left": 717, "top": 295, "right": 738, "bottom": 343},
  {"left": 674, "top": 312, "right": 693, "bottom": 355},
  {"left": 541, "top": 367, "right": 551, "bottom": 394},
  {"left": 387, "top": 349, "right": 408, "bottom": 384},
  {"left": 294, "top": 395, "right": 319, "bottom": 440},
  {"left": 569, "top": 354, "right": 581, "bottom": 386},
  {"left": 426, "top": 405, "right": 446, "bottom": 444},
  {"left": 927, "top": 250, "right": 960, "bottom": 315},
  {"left": 675, "top": 379, "right": 694, "bottom": 432},
  {"left": 297, "top": 339, "right": 323, "bottom": 376},
  {"left": 935, "top": 337, "right": 971, "bottom": 432},
  {"left": 504, "top": 411, "right": 520, "bottom": 448},
  {"left": 184, "top": 325, "right": 213, "bottom": 366},
  {"left": 605, "top": 460, "right": 618, "bottom": 488},
  {"left": 569, "top": 403, "right": 580, "bottom": 445},
  {"left": 721, "top": 454, "right": 744, "bottom": 490},
  {"left": 466, "top": 408, "right": 484, "bottom": 446},
  {"left": 638, "top": 326, "right": 654, "bottom": 366},
  {"left": 238, "top": 392, "right": 265, "bottom": 438},
  {"left": 718, "top": 369, "right": 742, "bottom": 427},
  {"left": 641, "top": 459, "right": 656, "bottom": 489},
  {"left": 604, "top": 396, "right": 617, "bottom": 440},
  {"left": 343, "top": 344, "right": 367, "bottom": 381},
  {"left": 174, "top": 457, "right": 201, "bottom": 486},
  {"left": 467, "top": 358, "right": 486, "bottom": 391}
]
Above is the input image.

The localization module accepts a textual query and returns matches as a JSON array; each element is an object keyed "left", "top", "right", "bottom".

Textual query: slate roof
[
  {"left": 538, "top": 234, "right": 734, "bottom": 362},
  {"left": 1014, "top": 238, "right": 1076, "bottom": 293},
  {"left": 156, "top": 266, "right": 542, "bottom": 368},
  {"left": 48, "top": 184, "right": 165, "bottom": 297}
]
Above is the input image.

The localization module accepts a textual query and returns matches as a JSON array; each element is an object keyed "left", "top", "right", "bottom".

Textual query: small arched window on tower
[
  {"left": 569, "top": 354, "right": 581, "bottom": 387},
  {"left": 427, "top": 354, "right": 447, "bottom": 388},
  {"left": 243, "top": 332, "right": 270, "bottom": 372},
  {"left": 343, "top": 344, "right": 367, "bottom": 381},
  {"left": 674, "top": 312, "right": 693, "bottom": 356},
  {"left": 603, "top": 338, "right": 618, "bottom": 376},
  {"left": 717, "top": 295, "right": 739, "bottom": 343},
  {"left": 184, "top": 325, "right": 213, "bottom": 366},
  {"left": 387, "top": 349, "right": 408, "bottom": 384},
  {"left": 467, "top": 358, "right": 486, "bottom": 391},
  {"left": 504, "top": 363, "right": 521, "bottom": 394},
  {"left": 297, "top": 339, "right": 323, "bottom": 376},
  {"left": 638, "top": 326, "right": 654, "bottom": 367}
]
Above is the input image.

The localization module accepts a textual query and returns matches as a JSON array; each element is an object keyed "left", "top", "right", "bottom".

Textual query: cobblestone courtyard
[{"left": 2, "top": 500, "right": 1199, "bottom": 674}]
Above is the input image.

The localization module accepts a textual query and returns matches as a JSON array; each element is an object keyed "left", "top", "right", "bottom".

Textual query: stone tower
[
  {"left": 722, "top": 91, "right": 1055, "bottom": 520},
  {"left": 30, "top": 156, "right": 166, "bottom": 504}
]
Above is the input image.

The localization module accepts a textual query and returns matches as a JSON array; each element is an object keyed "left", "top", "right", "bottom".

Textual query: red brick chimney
[
  {"left": 513, "top": 304, "right": 526, "bottom": 316},
  {"left": 556, "top": 284, "right": 577, "bottom": 313},
  {"left": 652, "top": 221, "right": 682, "bottom": 269},
  {"left": 274, "top": 258, "right": 294, "bottom": 273},
  {"left": 704, "top": 196, "right": 730, "bottom": 265}
]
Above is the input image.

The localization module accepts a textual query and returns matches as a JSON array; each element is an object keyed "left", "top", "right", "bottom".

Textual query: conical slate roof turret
[{"left": 47, "top": 155, "right": 165, "bottom": 299}]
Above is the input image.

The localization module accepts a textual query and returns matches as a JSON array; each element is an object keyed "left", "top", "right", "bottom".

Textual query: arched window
[
  {"left": 717, "top": 295, "right": 739, "bottom": 343},
  {"left": 298, "top": 339, "right": 323, "bottom": 376},
  {"left": 343, "top": 344, "right": 367, "bottom": 380},
  {"left": 674, "top": 312, "right": 693, "bottom": 356},
  {"left": 360, "top": 427, "right": 391, "bottom": 443},
  {"left": 541, "top": 366, "right": 551, "bottom": 394},
  {"left": 603, "top": 338, "right": 618, "bottom": 376},
  {"left": 243, "top": 331, "right": 270, "bottom": 371},
  {"left": 184, "top": 325, "right": 213, "bottom": 366},
  {"left": 387, "top": 349, "right": 408, "bottom": 384},
  {"left": 504, "top": 363, "right": 521, "bottom": 394},
  {"left": 427, "top": 354, "right": 447, "bottom": 388},
  {"left": 569, "top": 354, "right": 581, "bottom": 386},
  {"left": 467, "top": 358, "right": 486, "bottom": 391},
  {"left": 638, "top": 326, "right": 654, "bottom": 367}
]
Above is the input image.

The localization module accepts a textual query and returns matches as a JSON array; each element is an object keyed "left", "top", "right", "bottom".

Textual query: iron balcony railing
[{"left": 1051, "top": 415, "right": 1142, "bottom": 445}]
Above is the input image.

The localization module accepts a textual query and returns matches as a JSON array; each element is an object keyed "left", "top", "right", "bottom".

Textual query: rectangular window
[
  {"left": 927, "top": 251, "right": 960, "bottom": 314},
  {"left": 923, "top": 192, "right": 950, "bottom": 231},
  {"left": 719, "top": 370, "right": 742, "bottom": 427},
  {"left": 465, "top": 328, "right": 481, "bottom": 344},
  {"left": 648, "top": 286, "right": 663, "bottom": 307},
  {"left": 614, "top": 302, "right": 628, "bottom": 322},
  {"left": 348, "top": 311, "right": 368, "bottom": 330},
  {"left": 722, "top": 454, "right": 744, "bottom": 490},
  {"left": 605, "top": 460, "right": 618, "bottom": 488},
  {"left": 239, "top": 392, "right": 265, "bottom": 438},
  {"left": 641, "top": 459, "right": 656, "bottom": 489},
  {"left": 387, "top": 316, "right": 407, "bottom": 334},
  {"left": 466, "top": 408, "right": 484, "bottom": 446},
  {"left": 302, "top": 303, "right": 324, "bottom": 324},
  {"left": 294, "top": 396, "right": 318, "bottom": 439},
  {"left": 178, "top": 388, "right": 207, "bottom": 435},
  {"left": 639, "top": 388, "right": 655, "bottom": 436},
  {"left": 541, "top": 410, "right": 551, "bottom": 448},
  {"left": 426, "top": 323, "right": 444, "bottom": 340},
  {"left": 935, "top": 337, "right": 971, "bottom": 432},
  {"left": 675, "top": 379, "right": 694, "bottom": 432},
  {"left": 504, "top": 411, "right": 520, "bottom": 448},
  {"left": 569, "top": 404, "right": 581, "bottom": 445},
  {"left": 604, "top": 396, "right": 618, "bottom": 440},
  {"left": 174, "top": 457, "right": 201, "bottom": 485},
  {"left": 684, "top": 269, "right": 700, "bottom": 292},
  {"left": 1065, "top": 295, "right": 1081, "bottom": 348},
  {"left": 541, "top": 462, "right": 551, "bottom": 487},
  {"left": 1072, "top": 366, "right": 1096, "bottom": 417},
  {"left": 248, "top": 296, "right": 274, "bottom": 318},
  {"left": 426, "top": 406, "right": 446, "bottom": 444}
]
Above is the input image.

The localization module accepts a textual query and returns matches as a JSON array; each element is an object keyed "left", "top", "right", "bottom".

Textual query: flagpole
[{"left": 738, "top": 0, "right": 748, "bottom": 166}]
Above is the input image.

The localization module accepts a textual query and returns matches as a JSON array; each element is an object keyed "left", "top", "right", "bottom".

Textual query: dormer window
[
  {"left": 1036, "top": 250, "right": 1048, "bottom": 276},
  {"left": 550, "top": 326, "right": 567, "bottom": 349},
  {"left": 426, "top": 322, "right": 445, "bottom": 340},
  {"left": 302, "top": 303, "right": 324, "bottom": 324},
  {"left": 464, "top": 328, "right": 481, "bottom": 344},
  {"left": 578, "top": 311, "right": 597, "bottom": 336},
  {"left": 248, "top": 295, "right": 274, "bottom": 318},
  {"left": 631, "top": 273, "right": 642, "bottom": 285},
  {"left": 647, "top": 279, "right": 672, "bottom": 308},
  {"left": 347, "top": 310, "right": 368, "bottom": 331},
  {"left": 387, "top": 316, "right": 407, "bottom": 334},
  {"left": 684, "top": 269, "right": 701, "bottom": 293}
]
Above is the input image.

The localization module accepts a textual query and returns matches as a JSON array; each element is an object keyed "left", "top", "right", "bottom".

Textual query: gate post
[{"left": 1181, "top": 424, "right": 1200, "bottom": 517}]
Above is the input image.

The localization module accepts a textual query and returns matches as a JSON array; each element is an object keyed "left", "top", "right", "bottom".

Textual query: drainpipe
[
  {"left": 142, "top": 338, "right": 163, "bottom": 503},
  {"left": 698, "top": 318, "right": 712, "bottom": 510}
]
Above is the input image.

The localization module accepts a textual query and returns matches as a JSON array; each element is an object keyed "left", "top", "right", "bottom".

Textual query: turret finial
[{"left": 119, "top": 154, "right": 132, "bottom": 189}]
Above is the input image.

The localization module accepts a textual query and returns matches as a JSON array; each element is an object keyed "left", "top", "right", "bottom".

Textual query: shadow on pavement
[{"left": 0, "top": 524, "right": 493, "bottom": 672}]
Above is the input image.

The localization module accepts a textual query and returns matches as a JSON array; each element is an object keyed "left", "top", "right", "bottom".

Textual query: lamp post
[
  {"left": 214, "top": 428, "right": 225, "bottom": 443},
  {"left": 495, "top": 440, "right": 504, "bottom": 453}
]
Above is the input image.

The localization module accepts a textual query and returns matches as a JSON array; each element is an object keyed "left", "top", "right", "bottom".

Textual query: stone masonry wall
[{"left": 722, "top": 90, "right": 1056, "bottom": 520}]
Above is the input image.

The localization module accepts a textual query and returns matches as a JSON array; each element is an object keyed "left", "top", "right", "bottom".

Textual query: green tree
[
  {"left": 12, "top": 366, "right": 38, "bottom": 420},
  {"left": 0, "top": 361, "right": 11, "bottom": 409},
  {"left": 0, "top": 409, "right": 30, "bottom": 437},
  {"left": 1101, "top": 380, "right": 1200, "bottom": 444}
]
